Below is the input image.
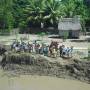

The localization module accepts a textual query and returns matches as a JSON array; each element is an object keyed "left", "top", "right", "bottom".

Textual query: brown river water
[{"left": 0, "top": 69, "right": 90, "bottom": 90}]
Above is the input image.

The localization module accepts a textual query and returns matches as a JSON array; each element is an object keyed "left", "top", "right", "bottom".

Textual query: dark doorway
[{"left": 69, "top": 30, "right": 72, "bottom": 38}]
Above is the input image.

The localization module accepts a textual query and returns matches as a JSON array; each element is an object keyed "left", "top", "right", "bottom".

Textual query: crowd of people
[{"left": 11, "top": 40, "right": 73, "bottom": 58}]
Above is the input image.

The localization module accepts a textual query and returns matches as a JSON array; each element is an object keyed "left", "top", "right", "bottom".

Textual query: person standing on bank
[{"left": 59, "top": 45, "right": 63, "bottom": 57}]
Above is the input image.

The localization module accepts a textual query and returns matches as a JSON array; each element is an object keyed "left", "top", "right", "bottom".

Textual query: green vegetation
[
  {"left": 0, "top": 0, "right": 14, "bottom": 30},
  {"left": 37, "top": 32, "right": 47, "bottom": 41},
  {"left": 63, "top": 31, "right": 69, "bottom": 41},
  {"left": 0, "top": 0, "right": 90, "bottom": 32}
]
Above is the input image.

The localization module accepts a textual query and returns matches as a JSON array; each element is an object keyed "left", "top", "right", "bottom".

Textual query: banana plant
[
  {"left": 44, "top": 0, "right": 61, "bottom": 27},
  {"left": 24, "top": 0, "right": 46, "bottom": 27}
]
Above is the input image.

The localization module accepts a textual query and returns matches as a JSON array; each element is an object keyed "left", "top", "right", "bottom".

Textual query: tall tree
[
  {"left": 24, "top": 0, "right": 46, "bottom": 28},
  {"left": 60, "top": 0, "right": 88, "bottom": 18},
  {"left": 0, "top": 0, "right": 14, "bottom": 30},
  {"left": 44, "top": 0, "right": 61, "bottom": 27},
  {"left": 12, "top": 0, "right": 29, "bottom": 27},
  {"left": 24, "top": 0, "right": 62, "bottom": 28}
]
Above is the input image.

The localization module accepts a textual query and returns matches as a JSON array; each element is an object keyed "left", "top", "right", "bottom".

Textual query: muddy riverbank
[{"left": 1, "top": 53, "right": 90, "bottom": 84}]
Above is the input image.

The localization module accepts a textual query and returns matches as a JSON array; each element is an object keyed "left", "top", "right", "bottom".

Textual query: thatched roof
[{"left": 58, "top": 18, "right": 82, "bottom": 31}]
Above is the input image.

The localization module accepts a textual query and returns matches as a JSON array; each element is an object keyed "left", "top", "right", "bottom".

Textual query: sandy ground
[
  {"left": 0, "top": 34, "right": 89, "bottom": 47},
  {"left": 0, "top": 34, "right": 89, "bottom": 58},
  {"left": 0, "top": 69, "right": 90, "bottom": 90}
]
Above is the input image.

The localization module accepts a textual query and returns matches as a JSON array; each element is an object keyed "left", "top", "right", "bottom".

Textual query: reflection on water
[{"left": 0, "top": 69, "right": 90, "bottom": 90}]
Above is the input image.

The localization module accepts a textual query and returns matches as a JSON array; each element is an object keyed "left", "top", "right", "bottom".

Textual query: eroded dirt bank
[{"left": 1, "top": 53, "right": 90, "bottom": 83}]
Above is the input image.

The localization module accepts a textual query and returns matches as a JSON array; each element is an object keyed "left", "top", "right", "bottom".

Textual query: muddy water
[{"left": 0, "top": 69, "right": 90, "bottom": 90}]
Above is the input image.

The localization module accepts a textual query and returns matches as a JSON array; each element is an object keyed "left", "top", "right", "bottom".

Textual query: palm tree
[
  {"left": 44, "top": 0, "right": 61, "bottom": 28},
  {"left": 24, "top": 0, "right": 46, "bottom": 28},
  {"left": 61, "top": 0, "right": 78, "bottom": 17},
  {"left": 24, "top": 0, "right": 62, "bottom": 28},
  {"left": 60, "top": 0, "right": 88, "bottom": 18}
]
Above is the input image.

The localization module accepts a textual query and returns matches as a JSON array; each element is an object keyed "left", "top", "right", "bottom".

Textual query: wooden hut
[{"left": 58, "top": 18, "right": 82, "bottom": 38}]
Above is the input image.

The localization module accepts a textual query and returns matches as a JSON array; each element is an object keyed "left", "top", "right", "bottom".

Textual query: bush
[
  {"left": 0, "top": 29, "right": 11, "bottom": 35},
  {"left": 63, "top": 32, "right": 69, "bottom": 41},
  {"left": 19, "top": 21, "right": 27, "bottom": 33}
]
